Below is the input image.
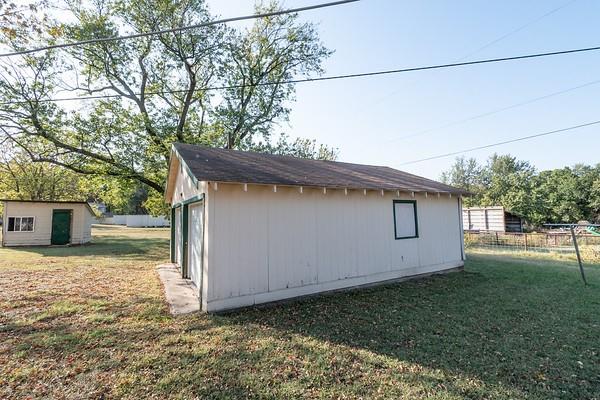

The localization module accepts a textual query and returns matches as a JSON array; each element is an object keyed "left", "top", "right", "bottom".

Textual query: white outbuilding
[
  {"left": 165, "top": 143, "right": 468, "bottom": 312},
  {"left": 1, "top": 200, "right": 95, "bottom": 247},
  {"left": 462, "top": 206, "right": 524, "bottom": 233}
]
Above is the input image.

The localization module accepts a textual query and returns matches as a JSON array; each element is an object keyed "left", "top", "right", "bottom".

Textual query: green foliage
[
  {"left": 0, "top": 146, "right": 158, "bottom": 215},
  {"left": 442, "top": 154, "right": 600, "bottom": 226},
  {"left": 534, "top": 168, "right": 583, "bottom": 223},
  {"left": 0, "top": 149, "right": 83, "bottom": 201},
  {"left": 479, "top": 155, "right": 538, "bottom": 223},
  {"left": 216, "top": 1, "right": 331, "bottom": 149},
  {"left": 143, "top": 189, "right": 171, "bottom": 217},
  {"left": 79, "top": 176, "right": 155, "bottom": 215},
  {"left": 440, "top": 156, "right": 482, "bottom": 206},
  {"left": 0, "top": 0, "right": 333, "bottom": 197},
  {"left": 249, "top": 133, "right": 338, "bottom": 160}
]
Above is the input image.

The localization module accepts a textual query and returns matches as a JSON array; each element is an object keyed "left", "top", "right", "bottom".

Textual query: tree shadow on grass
[
  {"left": 3, "top": 306, "right": 509, "bottom": 400},
  {"left": 221, "top": 262, "right": 600, "bottom": 399},
  {"left": 3, "top": 255, "right": 599, "bottom": 399},
  {"left": 2, "top": 297, "right": 307, "bottom": 399}
]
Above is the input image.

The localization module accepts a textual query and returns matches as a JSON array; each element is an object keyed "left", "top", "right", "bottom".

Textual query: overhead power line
[
  {"left": 0, "top": 0, "right": 359, "bottom": 58},
  {"left": 358, "top": 0, "right": 578, "bottom": 115},
  {"left": 366, "top": 0, "right": 578, "bottom": 109},
  {"left": 389, "top": 78, "right": 600, "bottom": 142},
  {"left": 456, "top": 0, "right": 578, "bottom": 62},
  {"left": 3, "top": 44, "right": 600, "bottom": 106},
  {"left": 399, "top": 120, "right": 600, "bottom": 165}
]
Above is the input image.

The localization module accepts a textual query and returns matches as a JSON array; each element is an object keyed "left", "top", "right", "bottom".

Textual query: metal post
[
  {"left": 570, "top": 226, "right": 587, "bottom": 285},
  {"left": 524, "top": 233, "right": 528, "bottom": 252}
]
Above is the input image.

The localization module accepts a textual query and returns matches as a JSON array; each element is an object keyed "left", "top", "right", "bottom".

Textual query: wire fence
[{"left": 464, "top": 231, "right": 600, "bottom": 262}]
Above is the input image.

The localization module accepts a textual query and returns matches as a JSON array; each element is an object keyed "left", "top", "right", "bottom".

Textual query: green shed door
[{"left": 51, "top": 210, "right": 72, "bottom": 245}]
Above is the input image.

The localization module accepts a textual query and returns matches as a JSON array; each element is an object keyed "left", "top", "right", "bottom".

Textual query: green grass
[{"left": 1, "top": 227, "right": 599, "bottom": 399}]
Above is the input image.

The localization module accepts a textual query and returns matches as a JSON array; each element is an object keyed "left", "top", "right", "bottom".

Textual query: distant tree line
[
  {"left": 0, "top": 145, "right": 148, "bottom": 215},
  {"left": 441, "top": 154, "right": 600, "bottom": 226}
]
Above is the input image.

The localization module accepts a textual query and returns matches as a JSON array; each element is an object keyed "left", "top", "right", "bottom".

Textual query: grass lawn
[{"left": 1, "top": 226, "right": 599, "bottom": 399}]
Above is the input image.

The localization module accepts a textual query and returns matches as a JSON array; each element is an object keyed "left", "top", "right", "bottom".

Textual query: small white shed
[
  {"left": 165, "top": 144, "right": 468, "bottom": 312},
  {"left": 462, "top": 206, "right": 524, "bottom": 233},
  {"left": 1, "top": 200, "right": 95, "bottom": 247}
]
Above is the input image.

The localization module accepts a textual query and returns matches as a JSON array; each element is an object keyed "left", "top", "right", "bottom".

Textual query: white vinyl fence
[{"left": 98, "top": 214, "right": 170, "bottom": 227}]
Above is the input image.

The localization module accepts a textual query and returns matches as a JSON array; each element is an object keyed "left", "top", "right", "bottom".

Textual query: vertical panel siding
[
  {"left": 210, "top": 185, "right": 269, "bottom": 299},
  {"left": 268, "top": 188, "right": 318, "bottom": 290},
  {"left": 416, "top": 197, "right": 441, "bottom": 266},
  {"left": 355, "top": 192, "right": 391, "bottom": 276},
  {"left": 316, "top": 190, "right": 361, "bottom": 282},
  {"left": 206, "top": 184, "right": 463, "bottom": 308}
]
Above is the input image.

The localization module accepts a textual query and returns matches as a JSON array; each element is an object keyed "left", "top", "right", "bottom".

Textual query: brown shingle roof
[{"left": 174, "top": 143, "right": 467, "bottom": 195}]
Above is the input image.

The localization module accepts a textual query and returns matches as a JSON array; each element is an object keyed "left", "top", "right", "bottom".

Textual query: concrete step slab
[{"left": 156, "top": 263, "right": 200, "bottom": 315}]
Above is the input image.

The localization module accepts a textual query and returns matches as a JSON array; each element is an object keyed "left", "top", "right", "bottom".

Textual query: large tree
[
  {"left": 478, "top": 154, "right": 538, "bottom": 222},
  {"left": 0, "top": 0, "right": 333, "bottom": 202}
]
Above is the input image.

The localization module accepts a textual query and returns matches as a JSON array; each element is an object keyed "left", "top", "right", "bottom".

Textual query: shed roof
[
  {"left": 1, "top": 199, "right": 96, "bottom": 215},
  {"left": 172, "top": 143, "right": 467, "bottom": 195}
]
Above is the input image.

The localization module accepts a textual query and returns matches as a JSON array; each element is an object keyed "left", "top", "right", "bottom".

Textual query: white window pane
[
  {"left": 22, "top": 217, "right": 34, "bottom": 231},
  {"left": 394, "top": 202, "right": 417, "bottom": 238},
  {"left": 15, "top": 217, "right": 21, "bottom": 232}
]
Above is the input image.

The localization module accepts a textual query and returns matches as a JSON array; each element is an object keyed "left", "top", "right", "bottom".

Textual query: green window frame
[{"left": 393, "top": 200, "right": 419, "bottom": 240}]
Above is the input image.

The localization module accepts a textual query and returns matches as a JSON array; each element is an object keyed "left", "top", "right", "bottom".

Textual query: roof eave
[
  {"left": 0, "top": 199, "right": 96, "bottom": 215},
  {"left": 204, "top": 180, "right": 467, "bottom": 196},
  {"left": 164, "top": 147, "right": 180, "bottom": 204},
  {"left": 165, "top": 143, "right": 201, "bottom": 205}
]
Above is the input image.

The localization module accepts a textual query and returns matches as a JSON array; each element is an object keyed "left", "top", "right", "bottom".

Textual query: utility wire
[
  {"left": 389, "top": 78, "right": 600, "bottom": 142},
  {"left": 0, "top": 0, "right": 359, "bottom": 58},
  {"left": 399, "top": 120, "right": 600, "bottom": 165},
  {"left": 3, "top": 44, "right": 600, "bottom": 106},
  {"left": 359, "top": 0, "right": 578, "bottom": 110},
  {"left": 456, "top": 0, "right": 578, "bottom": 62}
]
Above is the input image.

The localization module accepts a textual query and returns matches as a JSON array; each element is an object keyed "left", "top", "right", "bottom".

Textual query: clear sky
[{"left": 206, "top": 0, "right": 600, "bottom": 179}]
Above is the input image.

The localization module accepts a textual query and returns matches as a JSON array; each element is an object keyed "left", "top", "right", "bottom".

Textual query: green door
[{"left": 51, "top": 210, "right": 72, "bottom": 245}]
